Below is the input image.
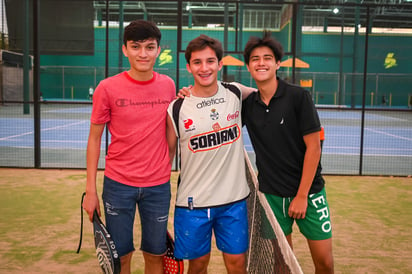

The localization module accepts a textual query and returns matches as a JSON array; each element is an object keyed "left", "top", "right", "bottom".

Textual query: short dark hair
[
  {"left": 185, "top": 34, "right": 223, "bottom": 64},
  {"left": 243, "top": 31, "right": 284, "bottom": 64},
  {"left": 123, "top": 20, "right": 161, "bottom": 47}
]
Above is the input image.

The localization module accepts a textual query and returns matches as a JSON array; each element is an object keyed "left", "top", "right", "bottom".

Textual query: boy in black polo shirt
[{"left": 242, "top": 31, "right": 334, "bottom": 274}]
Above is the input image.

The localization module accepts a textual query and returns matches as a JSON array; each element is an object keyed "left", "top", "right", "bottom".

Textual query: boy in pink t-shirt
[{"left": 82, "top": 20, "right": 175, "bottom": 273}]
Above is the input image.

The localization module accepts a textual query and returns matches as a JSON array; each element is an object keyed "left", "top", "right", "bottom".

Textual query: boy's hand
[{"left": 177, "top": 85, "right": 192, "bottom": 98}]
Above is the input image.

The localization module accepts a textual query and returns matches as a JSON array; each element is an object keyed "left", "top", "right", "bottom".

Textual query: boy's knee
[{"left": 314, "top": 255, "right": 334, "bottom": 274}]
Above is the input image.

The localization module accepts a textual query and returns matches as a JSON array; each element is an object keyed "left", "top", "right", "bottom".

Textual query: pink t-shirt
[{"left": 91, "top": 71, "right": 176, "bottom": 187}]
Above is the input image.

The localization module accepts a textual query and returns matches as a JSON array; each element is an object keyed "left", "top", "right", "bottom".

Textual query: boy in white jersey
[{"left": 166, "top": 35, "right": 254, "bottom": 274}]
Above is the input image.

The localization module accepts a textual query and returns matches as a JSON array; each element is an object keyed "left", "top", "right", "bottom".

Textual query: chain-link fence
[{"left": 0, "top": 1, "right": 411, "bottom": 175}]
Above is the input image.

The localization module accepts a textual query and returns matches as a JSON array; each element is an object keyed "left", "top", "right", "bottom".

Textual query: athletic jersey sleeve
[{"left": 167, "top": 99, "right": 180, "bottom": 138}]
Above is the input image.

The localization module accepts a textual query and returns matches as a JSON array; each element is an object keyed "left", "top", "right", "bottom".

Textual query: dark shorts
[{"left": 102, "top": 176, "right": 171, "bottom": 257}]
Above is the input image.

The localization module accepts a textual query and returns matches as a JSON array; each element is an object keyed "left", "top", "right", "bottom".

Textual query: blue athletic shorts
[
  {"left": 102, "top": 176, "right": 171, "bottom": 257},
  {"left": 174, "top": 200, "right": 248, "bottom": 260}
]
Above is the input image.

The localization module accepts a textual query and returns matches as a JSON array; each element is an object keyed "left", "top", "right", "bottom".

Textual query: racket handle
[{"left": 76, "top": 192, "right": 86, "bottom": 253}]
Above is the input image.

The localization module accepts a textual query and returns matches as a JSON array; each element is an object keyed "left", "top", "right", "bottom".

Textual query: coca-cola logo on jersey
[{"left": 227, "top": 111, "right": 239, "bottom": 121}]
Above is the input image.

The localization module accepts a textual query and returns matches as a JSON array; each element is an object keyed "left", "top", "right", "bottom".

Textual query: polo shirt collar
[{"left": 254, "top": 77, "right": 286, "bottom": 104}]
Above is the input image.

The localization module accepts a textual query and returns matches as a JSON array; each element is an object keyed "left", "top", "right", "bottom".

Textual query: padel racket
[
  {"left": 76, "top": 192, "right": 120, "bottom": 274},
  {"left": 163, "top": 231, "right": 184, "bottom": 274},
  {"left": 93, "top": 210, "right": 121, "bottom": 274}
]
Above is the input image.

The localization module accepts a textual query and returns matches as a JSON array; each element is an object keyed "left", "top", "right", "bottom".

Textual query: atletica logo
[
  {"left": 196, "top": 97, "right": 226, "bottom": 109},
  {"left": 189, "top": 124, "right": 240, "bottom": 153}
]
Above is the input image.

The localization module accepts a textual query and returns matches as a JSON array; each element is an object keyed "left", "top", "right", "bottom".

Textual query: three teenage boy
[{"left": 83, "top": 17, "right": 334, "bottom": 274}]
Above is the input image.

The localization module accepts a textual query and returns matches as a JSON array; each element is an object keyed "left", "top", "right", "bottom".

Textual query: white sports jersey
[{"left": 167, "top": 82, "right": 250, "bottom": 208}]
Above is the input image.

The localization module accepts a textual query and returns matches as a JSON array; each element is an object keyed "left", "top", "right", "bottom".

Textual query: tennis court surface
[{"left": 1, "top": 104, "right": 411, "bottom": 175}]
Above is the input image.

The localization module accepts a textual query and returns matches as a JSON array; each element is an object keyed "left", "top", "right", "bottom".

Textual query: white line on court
[
  {"left": 0, "top": 131, "right": 33, "bottom": 141},
  {"left": 366, "top": 127, "right": 412, "bottom": 141},
  {"left": 0, "top": 120, "right": 88, "bottom": 141}
]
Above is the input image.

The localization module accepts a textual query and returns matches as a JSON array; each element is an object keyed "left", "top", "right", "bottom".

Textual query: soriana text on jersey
[{"left": 189, "top": 124, "right": 240, "bottom": 153}]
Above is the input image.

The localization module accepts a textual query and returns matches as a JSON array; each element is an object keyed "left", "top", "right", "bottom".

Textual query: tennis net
[{"left": 245, "top": 149, "right": 303, "bottom": 274}]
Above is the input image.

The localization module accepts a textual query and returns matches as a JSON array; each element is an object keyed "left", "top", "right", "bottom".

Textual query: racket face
[
  {"left": 93, "top": 212, "right": 121, "bottom": 274},
  {"left": 163, "top": 232, "right": 184, "bottom": 274}
]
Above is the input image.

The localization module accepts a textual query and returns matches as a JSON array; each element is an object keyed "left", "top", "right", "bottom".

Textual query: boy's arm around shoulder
[
  {"left": 235, "top": 83, "right": 257, "bottom": 100},
  {"left": 177, "top": 83, "right": 256, "bottom": 100}
]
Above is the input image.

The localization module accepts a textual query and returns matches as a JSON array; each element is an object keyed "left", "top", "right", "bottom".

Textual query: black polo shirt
[{"left": 242, "top": 78, "right": 324, "bottom": 197}]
